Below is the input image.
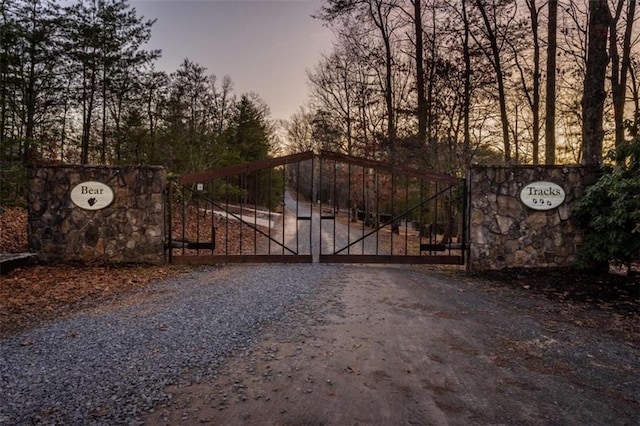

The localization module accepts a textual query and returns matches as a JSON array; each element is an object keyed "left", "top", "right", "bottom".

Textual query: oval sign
[
  {"left": 70, "top": 181, "right": 114, "bottom": 210},
  {"left": 520, "top": 181, "right": 565, "bottom": 210}
]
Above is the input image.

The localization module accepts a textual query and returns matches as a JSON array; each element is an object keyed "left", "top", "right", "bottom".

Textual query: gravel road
[
  {"left": 2, "top": 264, "right": 639, "bottom": 425},
  {"left": 142, "top": 265, "right": 639, "bottom": 426},
  {"left": 0, "top": 264, "right": 345, "bottom": 425}
]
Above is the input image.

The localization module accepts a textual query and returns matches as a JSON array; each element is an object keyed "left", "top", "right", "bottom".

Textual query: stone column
[
  {"left": 468, "top": 165, "right": 596, "bottom": 271},
  {"left": 28, "top": 165, "right": 166, "bottom": 264}
]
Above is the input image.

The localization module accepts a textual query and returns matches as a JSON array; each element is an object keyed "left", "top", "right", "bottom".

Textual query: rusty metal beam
[
  {"left": 178, "top": 151, "right": 315, "bottom": 184},
  {"left": 319, "top": 150, "right": 460, "bottom": 185},
  {"left": 173, "top": 255, "right": 313, "bottom": 264},
  {"left": 319, "top": 255, "right": 464, "bottom": 264}
]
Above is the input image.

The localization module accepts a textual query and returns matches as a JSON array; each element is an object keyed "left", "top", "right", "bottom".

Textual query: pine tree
[
  {"left": 62, "top": 0, "right": 157, "bottom": 164},
  {"left": 224, "top": 94, "right": 272, "bottom": 163}
]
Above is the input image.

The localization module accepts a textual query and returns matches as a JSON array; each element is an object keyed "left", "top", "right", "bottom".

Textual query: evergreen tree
[
  {"left": 7, "top": 0, "right": 61, "bottom": 163},
  {"left": 218, "top": 94, "right": 276, "bottom": 207},
  {"left": 62, "top": 0, "right": 156, "bottom": 164},
  {"left": 223, "top": 94, "right": 272, "bottom": 163}
]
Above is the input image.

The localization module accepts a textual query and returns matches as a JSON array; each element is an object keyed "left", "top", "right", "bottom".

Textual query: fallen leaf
[{"left": 346, "top": 365, "right": 361, "bottom": 375}]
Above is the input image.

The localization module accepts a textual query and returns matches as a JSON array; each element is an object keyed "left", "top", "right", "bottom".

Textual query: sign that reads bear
[
  {"left": 519, "top": 181, "right": 565, "bottom": 211},
  {"left": 70, "top": 181, "right": 114, "bottom": 210}
]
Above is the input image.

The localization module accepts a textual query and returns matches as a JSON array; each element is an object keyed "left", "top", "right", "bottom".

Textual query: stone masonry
[
  {"left": 28, "top": 165, "right": 165, "bottom": 264},
  {"left": 468, "top": 165, "right": 597, "bottom": 271}
]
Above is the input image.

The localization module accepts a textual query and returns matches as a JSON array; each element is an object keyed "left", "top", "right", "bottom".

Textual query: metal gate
[{"left": 166, "top": 151, "right": 466, "bottom": 265}]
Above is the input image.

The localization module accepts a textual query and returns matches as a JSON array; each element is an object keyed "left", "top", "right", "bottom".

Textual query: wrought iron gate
[{"left": 166, "top": 151, "right": 466, "bottom": 265}]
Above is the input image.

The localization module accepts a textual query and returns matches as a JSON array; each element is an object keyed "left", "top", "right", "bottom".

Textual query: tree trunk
[
  {"left": 82, "top": 61, "right": 97, "bottom": 165},
  {"left": 370, "top": 0, "right": 396, "bottom": 154},
  {"left": 545, "top": 0, "right": 557, "bottom": 165},
  {"left": 630, "top": 65, "right": 640, "bottom": 138},
  {"left": 0, "top": 3, "right": 7, "bottom": 151},
  {"left": 610, "top": 0, "right": 636, "bottom": 150},
  {"left": 101, "top": 63, "right": 107, "bottom": 164},
  {"left": 475, "top": 0, "right": 511, "bottom": 163},
  {"left": 462, "top": 0, "right": 472, "bottom": 167},
  {"left": 23, "top": 7, "right": 38, "bottom": 165},
  {"left": 426, "top": 6, "right": 437, "bottom": 166},
  {"left": 383, "top": 25, "right": 395, "bottom": 153},
  {"left": 414, "top": 0, "right": 427, "bottom": 148},
  {"left": 582, "top": 0, "right": 611, "bottom": 167},
  {"left": 527, "top": 0, "right": 540, "bottom": 165}
]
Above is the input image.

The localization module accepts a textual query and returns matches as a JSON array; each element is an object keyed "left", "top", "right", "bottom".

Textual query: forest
[
  {"left": 295, "top": 0, "right": 639, "bottom": 173},
  {"left": 0, "top": 0, "right": 276, "bottom": 202},
  {"left": 1, "top": 0, "right": 639, "bottom": 202}
]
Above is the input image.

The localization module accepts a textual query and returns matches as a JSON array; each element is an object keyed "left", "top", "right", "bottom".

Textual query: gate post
[
  {"left": 461, "top": 178, "right": 469, "bottom": 269},
  {"left": 467, "top": 165, "right": 594, "bottom": 270},
  {"left": 28, "top": 165, "right": 166, "bottom": 264},
  {"left": 167, "top": 178, "right": 174, "bottom": 264}
]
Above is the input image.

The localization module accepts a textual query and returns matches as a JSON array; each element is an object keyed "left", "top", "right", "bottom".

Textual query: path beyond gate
[{"left": 167, "top": 151, "right": 466, "bottom": 265}]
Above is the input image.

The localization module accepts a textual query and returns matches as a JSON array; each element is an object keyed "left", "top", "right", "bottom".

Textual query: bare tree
[
  {"left": 318, "top": 0, "right": 403, "bottom": 154},
  {"left": 307, "top": 47, "right": 358, "bottom": 154},
  {"left": 609, "top": 0, "right": 636, "bottom": 149},
  {"left": 630, "top": 58, "right": 640, "bottom": 137},
  {"left": 412, "top": 0, "right": 427, "bottom": 148},
  {"left": 544, "top": 0, "right": 557, "bottom": 164},
  {"left": 461, "top": 0, "right": 472, "bottom": 167},
  {"left": 471, "top": 0, "right": 516, "bottom": 163},
  {"left": 508, "top": 0, "right": 543, "bottom": 164},
  {"left": 582, "top": 0, "right": 611, "bottom": 166},
  {"left": 285, "top": 107, "right": 317, "bottom": 153},
  {"left": 526, "top": 0, "right": 541, "bottom": 164}
]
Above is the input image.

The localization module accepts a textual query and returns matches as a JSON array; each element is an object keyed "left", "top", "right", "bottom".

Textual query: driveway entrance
[{"left": 167, "top": 151, "right": 466, "bottom": 265}]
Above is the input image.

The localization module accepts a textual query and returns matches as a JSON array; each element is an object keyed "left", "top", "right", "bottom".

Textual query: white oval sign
[
  {"left": 520, "top": 181, "right": 565, "bottom": 210},
  {"left": 70, "top": 181, "right": 114, "bottom": 210}
]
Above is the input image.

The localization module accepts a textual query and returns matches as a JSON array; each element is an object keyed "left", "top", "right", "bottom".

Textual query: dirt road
[{"left": 143, "top": 265, "right": 639, "bottom": 425}]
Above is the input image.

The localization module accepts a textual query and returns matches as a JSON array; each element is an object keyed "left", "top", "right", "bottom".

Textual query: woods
[
  {"left": 0, "top": 0, "right": 275, "bottom": 203},
  {"left": 1, "top": 0, "right": 640, "bottom": 203},
  {"left": 293, "top": 0, "right": 640, "bottom": 173}
]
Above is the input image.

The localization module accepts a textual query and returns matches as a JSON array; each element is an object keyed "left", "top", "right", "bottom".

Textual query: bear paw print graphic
[{"left": 87, "top": 197, "right": 97, "bottom": 207}]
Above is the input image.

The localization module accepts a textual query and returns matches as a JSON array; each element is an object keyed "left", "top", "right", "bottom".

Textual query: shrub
[{"left": 573, "top": 138, "right": 640, "bottom": 272}]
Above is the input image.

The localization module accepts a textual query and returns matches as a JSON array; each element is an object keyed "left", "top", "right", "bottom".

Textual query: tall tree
[
  {"left": 209, "top": 74, "right": 234, "bottom": 138},
  {"left": 308, "top": 47, "right": 357, "bottom": 154},
  {"left": 222, "top": 94, "right": 273, "bottom": 162},
  {"left": 285, "top": 107, "right": 317, "bottom": 153},
  {"left": 12, "top": 0, "right": 61, "bottom": 163},
  {"left": 319, "top": 0, "right": 401, "bottom": 154},
  {"left": 525, "top": 0, "right": 541, "bottom": 164},
  {"left": 99, "top": 0, "right": 157, "bottom": 163},
  {"left": 461, "top": 0, "right": 472, "bottom": 167},
  {"left": 63, "top": 0, "right": 101, "bottom": 164},
  {"left": 609, "top": 0, "right": 636, "bottom": 149},
  {"left": 0, "top": 1, "right": 17, "bottom": 156},
  {"left": 506, "top": 0, "right": 542, "bottom": 164},
  {"left": 544, "top": 0, "right": 557, "bottom": 164},
  {"left": 471, "top": 0, "right": 515, "bottom": 163},
  {"left": 582, "top": 0, "right": 611, "bottom": 166},
  {"left": 369, "top": 0, "right": 398, "bottom": 153},
  {"left": 62, "top": 0, "right": 156, "bottom": 165},
  {"left": 412, "top": 0, "right": 427, "bottom": 148}
]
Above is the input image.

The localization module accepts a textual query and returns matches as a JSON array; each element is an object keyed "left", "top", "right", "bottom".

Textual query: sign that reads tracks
[
  {"left": 70, "top": 181, "right": 114, "bottom": 210},
  {"left": 519, "top": 181, "right": 565, "bottom": 211}
]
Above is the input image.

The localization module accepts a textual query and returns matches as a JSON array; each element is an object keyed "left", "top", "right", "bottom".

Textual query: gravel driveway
[
  {"left": 1, "top": 263, "right": 639, "bottom": 425},
  {"left": 0, "top": 264, "right": 344, "bottom": 424}
]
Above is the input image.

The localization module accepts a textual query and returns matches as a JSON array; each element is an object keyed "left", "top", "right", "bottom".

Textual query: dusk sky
[{"left": 131, "top": 0, "right": 335, "bottom": 121}]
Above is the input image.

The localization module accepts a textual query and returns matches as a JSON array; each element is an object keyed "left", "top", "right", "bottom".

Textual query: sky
[{"left": 131, "top": 0, "right": 335, "bottom": 121}]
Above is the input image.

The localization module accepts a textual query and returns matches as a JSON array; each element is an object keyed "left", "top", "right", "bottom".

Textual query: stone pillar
[
  {"left": 28, "top": 165, "right": 166, "bottom": 264},
  {"left": 468, "top": 165, "right": 596, "bottom": 271}
]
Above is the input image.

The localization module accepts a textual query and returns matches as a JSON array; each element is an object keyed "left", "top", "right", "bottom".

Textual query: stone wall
[
  {"left": 28, "top": 165, "right": 166, "bottom": 264},
  {"left": 468, "top": 165, "right": 596, "bottom": 271}
]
